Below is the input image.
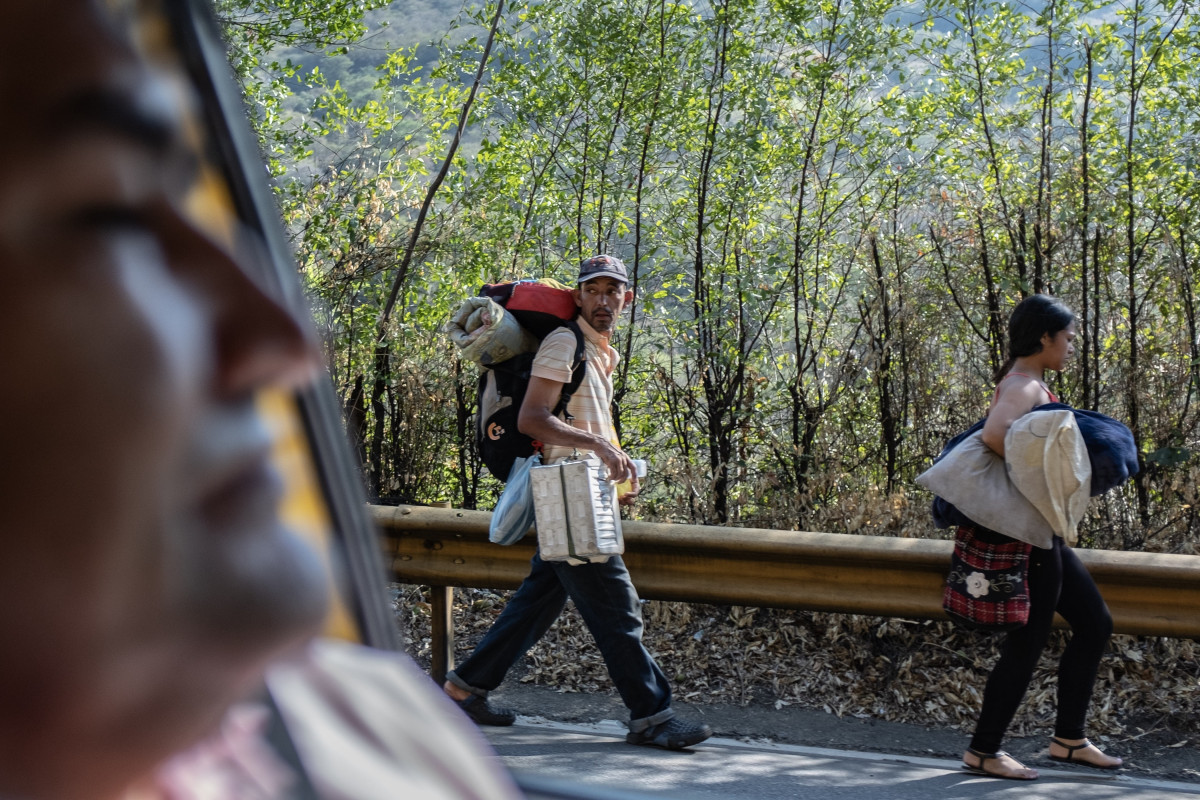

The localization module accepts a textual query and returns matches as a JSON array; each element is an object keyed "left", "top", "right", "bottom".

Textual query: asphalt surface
[
  {"left": 484, "top": 718, "right": 1200, "bottom": 800},
  {"left": 471, "top": 680, "right": 1199, "bottom": 784}
]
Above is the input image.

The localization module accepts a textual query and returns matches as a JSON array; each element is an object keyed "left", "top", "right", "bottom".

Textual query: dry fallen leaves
[{"left": 395, "top": 584, "right": 1200, "bottom": 744}]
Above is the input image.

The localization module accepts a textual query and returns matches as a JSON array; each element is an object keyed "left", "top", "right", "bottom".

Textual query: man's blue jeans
[{"left": 447, "top": 552, "right": 675, "bottom": 733}]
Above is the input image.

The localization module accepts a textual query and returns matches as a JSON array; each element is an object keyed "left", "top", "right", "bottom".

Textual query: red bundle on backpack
[{"left": 481, "top": 279, "right": 577, "bottom": 339}]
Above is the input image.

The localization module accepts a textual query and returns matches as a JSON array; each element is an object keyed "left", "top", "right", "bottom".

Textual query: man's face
[
  {"left": 0, "top": 1, "right": 327, "bottom": 794},
  {"left": 574, "top": 276, "right": 630, "bottom": 333}
]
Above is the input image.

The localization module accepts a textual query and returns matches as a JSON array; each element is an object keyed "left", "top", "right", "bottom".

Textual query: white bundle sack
[
  {"left": 1004, "top": 409, "right": 1091, "bottom": 546},
  {"left": 916, "top": 430, "right": 1056, "bottom": 548}
]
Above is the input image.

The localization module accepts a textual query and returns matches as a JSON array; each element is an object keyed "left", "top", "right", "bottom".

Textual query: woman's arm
[{"left": 981, "top": 378, "right": 1050, "bottom": 457}]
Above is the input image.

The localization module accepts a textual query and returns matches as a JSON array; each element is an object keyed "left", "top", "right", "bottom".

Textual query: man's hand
[
  {"left": 593, "top": 439, "right": 631, "bottom": 481},
  {"left": 594, "top": 440, "right": 639, "bottom": 505}
]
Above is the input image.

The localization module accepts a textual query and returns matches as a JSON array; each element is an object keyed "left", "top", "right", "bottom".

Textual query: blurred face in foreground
[{"left": 0, "top": 1, "right": 329, "bottom": 796}]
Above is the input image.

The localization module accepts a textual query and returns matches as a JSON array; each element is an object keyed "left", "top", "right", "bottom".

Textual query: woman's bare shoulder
[{"left": 992, "top": 374, "right": 1050, "bottom": 413}]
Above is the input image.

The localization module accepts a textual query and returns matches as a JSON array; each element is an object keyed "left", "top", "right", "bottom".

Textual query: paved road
[{"left": 483, "top": 719, "right": 1200, "bottom": 800}]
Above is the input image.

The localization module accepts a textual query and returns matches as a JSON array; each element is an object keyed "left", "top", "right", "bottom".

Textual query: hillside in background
[{"left": 268, "top": 0, "right": 468, "bottom": 122}]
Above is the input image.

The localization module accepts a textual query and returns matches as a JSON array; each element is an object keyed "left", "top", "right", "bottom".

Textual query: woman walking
[{"left": 961, "top": 294, "right": 1122, "bottom": 780}]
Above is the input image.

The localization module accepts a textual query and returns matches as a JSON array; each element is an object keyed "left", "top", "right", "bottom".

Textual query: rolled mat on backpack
[{"left": 445, "top": 296, "right": 538, "bottom": 366}]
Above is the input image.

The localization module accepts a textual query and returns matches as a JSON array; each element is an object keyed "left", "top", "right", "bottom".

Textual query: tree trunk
[
  {"left": 454, "top": 359, "right": 479, "bottom": 510},
  {"left": 1079, "top": 41, "right": 1095, "bottom": 409},
  {"left": 368, "top": 342, "right": 389, "bottom": 501}
]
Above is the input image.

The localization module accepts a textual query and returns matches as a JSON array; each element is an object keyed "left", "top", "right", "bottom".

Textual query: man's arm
[{"left": 518, "top": 374, "right": 639, "bottom": 497}]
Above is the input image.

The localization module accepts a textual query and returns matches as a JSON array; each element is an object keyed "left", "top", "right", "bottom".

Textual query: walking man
[{"left": 444, "top": 255, "right": 713, "bottom": 750}]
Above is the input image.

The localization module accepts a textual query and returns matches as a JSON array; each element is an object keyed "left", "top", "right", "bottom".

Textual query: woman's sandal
[
  {"left": 1048, "top": 738, "right": 1123, "bottom": 770},
  {"left": 962, "top": 748, "right": 1039, "bottom": 780}
]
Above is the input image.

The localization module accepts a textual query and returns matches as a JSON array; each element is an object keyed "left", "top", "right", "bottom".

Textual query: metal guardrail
[{"left": 374, "top": 505, "right": 1200, "bottom": 680}]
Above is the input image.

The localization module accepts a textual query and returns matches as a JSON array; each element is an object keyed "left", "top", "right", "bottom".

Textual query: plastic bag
[{"left": 489, "top": 454, "right": 539, "bottom": 545}]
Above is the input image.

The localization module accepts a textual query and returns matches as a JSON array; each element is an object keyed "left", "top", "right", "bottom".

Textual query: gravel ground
[{"left": 395, "top": 585, "right": 1200, "bottom": 784}]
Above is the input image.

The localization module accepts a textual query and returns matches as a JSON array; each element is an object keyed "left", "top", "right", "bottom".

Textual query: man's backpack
[{"left": 447, "top": 279, "right": 587, "bottom": 482}]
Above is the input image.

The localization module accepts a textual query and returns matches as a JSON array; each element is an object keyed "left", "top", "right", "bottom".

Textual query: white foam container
[{"left": 530, "top": 457, "right": 624, "bottom": 564}]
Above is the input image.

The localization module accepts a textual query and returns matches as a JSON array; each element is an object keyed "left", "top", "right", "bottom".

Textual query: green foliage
[{"left": 221, "top": 0, "right": 1200, "bottom": 549}]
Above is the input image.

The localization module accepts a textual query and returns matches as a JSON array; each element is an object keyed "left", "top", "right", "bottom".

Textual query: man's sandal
[
  {"left": 1048, "top": 738, "right": 1123, "bottom": 770},
  {"left": 962, "top": 748, "right": 1039, "bottom": 780}
]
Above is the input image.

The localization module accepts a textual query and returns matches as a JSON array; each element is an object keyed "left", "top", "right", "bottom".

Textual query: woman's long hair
[{"left": 994, "top": 294, "right": 1075, "bottom": 383}]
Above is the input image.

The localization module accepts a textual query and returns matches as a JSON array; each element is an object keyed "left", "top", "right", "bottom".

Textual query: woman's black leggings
[{"left": 970, "top": 534, "right": 1114, "bottom": 754}]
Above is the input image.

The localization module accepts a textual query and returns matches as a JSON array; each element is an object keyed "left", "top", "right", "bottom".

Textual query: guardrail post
[{"left": 429, "top": 585, "right": 454, "bottom": 684}]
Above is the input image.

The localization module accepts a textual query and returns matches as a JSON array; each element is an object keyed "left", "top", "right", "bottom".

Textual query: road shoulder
[{"left": 485, "top": 682, "right": 1199, "bottom": 785}]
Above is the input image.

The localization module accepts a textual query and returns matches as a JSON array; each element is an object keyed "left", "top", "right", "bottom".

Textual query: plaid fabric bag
[{"left": 943, "top": 525, "right": 1032, "bottom": 631}]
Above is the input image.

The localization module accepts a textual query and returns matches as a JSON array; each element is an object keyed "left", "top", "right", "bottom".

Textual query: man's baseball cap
[{"left": 577, "top": 254, "right": 629, "bottom": 286}]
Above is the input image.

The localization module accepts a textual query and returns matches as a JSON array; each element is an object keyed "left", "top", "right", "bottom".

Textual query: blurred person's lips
[
  {"left": 187, "top": 410, "right": 284, "bottom": 532},
  {"left": 198, "top": 449, "right": 283, "bottom": 533}
]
